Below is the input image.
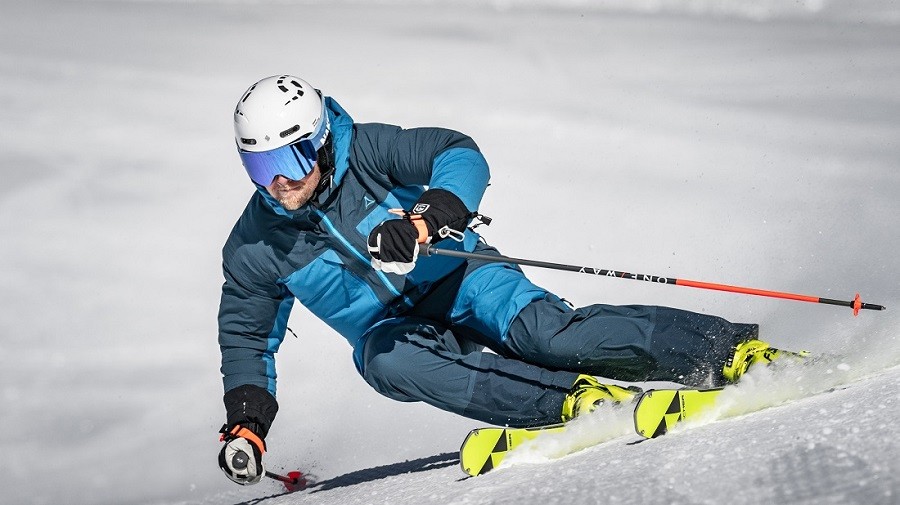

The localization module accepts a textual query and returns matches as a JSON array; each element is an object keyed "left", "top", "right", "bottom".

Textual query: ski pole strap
[
  {"left": 407, "top": 213, "right": 430, "bottom": 243},
  {"left": 220, "top": 424, "right": 266, "bottom": 454},
  {"left": 386, "top": 209, "right": 432, "bottom": 243},
  {"left": 388, "top": 209, "right": 492, "bottom": 244}
]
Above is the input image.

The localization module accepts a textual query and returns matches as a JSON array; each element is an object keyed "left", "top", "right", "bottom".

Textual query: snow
[
  {"left": 1, "top": 1, "right": 899, "bottom": 504},
  {"left": 271, "top": 367, "right": 900, "bottom": 505}
]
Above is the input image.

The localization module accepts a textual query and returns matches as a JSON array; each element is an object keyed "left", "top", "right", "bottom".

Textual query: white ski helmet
[{"left": 233, "top": 75, "right": 330, "bottom": 186}]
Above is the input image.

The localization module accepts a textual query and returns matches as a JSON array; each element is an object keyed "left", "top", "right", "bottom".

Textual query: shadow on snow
[{"left": 232, "top": 452, "right": 460, "bottom": 505}]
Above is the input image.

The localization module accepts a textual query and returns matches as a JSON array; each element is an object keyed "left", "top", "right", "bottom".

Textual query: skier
[{"left": 217, "top": 75, "right": 799, "bottom": 485}]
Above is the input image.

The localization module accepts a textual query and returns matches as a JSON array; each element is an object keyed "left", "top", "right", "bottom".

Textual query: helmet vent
[
  {"left": 279, "top": 125, "right": 300, "bottom": 139},
  {"left": 276, "top": 76, "right": 305, "bottom": 105},
  {"left": 241, "top": 138, "right": 257, "bottom": 146},
  {"left": 240, "top": 84, "right": 257, "bottom": 103}
]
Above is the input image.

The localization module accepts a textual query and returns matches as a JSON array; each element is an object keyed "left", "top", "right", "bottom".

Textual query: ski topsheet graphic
[
  {"left": 632, "top": 388, "right": 723, "bottom": 438},
  {"left": 460, "top": 387, "right": 726, "bottom": 476},
  {"left": 460, "top": 424, "right": 566, "bottom": 477}
]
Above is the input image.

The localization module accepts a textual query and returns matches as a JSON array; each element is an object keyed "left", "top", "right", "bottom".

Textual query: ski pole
[
  {"left": 265, "top": 470, "right": 298, "bottom": 485},
  {"left": 267, "top": 469, "right": 307, "bottom": 492},
  {"left": 419, "top": 245, "right": 886, "bottom": 316},
  {"left": 232, "top": 450, "right": 306, "bottom": 491}
]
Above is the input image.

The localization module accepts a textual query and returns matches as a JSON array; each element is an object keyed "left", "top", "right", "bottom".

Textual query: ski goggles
[{"left": 238, "top": 103, "right": 330, "bottom": 187}]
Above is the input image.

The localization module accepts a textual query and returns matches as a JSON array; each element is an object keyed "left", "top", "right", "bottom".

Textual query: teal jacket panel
[{"left": 218, "top": 98, "right": 490, "bottom": 396}]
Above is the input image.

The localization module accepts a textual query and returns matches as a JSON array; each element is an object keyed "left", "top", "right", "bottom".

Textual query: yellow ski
[
  {"left": 633, "top": 388, "right": 724, "bottom": 438},
  {"left": 459, "top": 424, "right": 566, "bottom": 477},
  {"left": 461, "top": 387, "right": 726, "bottom": 477}
]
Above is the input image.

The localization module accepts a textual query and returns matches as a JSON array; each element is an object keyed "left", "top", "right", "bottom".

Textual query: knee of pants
[
  {"left": 359, "top": 320, "right": 412, "bottom": 402},
  {"left": 361, "top": 349, "right": 417, "bottom": 402},
  {"left": 503, "top": 293, "right": 574, "bottom": 357}
]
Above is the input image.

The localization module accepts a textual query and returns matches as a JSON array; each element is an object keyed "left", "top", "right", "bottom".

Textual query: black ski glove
[
  {"left": 218, "top": 385, "right": 278, "bottom": 486},
  {"left": 368, "top": 189, "right": 472, "bottom": 274}
]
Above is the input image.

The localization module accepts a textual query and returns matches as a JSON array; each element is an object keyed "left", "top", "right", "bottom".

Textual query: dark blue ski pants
[{"left": 359, "top": 247, "right": 758, "bottom": 428}]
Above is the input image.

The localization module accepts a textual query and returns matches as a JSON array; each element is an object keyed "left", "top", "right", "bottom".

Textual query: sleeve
[
  {"left": 218, "top": 250, "right": 294, "bottom": 434},
  {"left": 358, "top": 125, "right": 491, "bottom": 212}
]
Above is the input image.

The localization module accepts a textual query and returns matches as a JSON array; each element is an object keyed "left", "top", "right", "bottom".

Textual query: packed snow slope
[
  {"left": 1, "top": 1, "right": 898, "bottom": 504},
  {"left": 208, "top": 363, "right": 900, "bottom": 505}
]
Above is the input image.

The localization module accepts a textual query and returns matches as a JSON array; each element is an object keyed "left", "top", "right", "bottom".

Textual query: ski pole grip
[{"left": 232, "top": 450, "right": 249, "bottom": 470}]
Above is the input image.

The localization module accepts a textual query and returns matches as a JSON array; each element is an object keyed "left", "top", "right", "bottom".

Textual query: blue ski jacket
[{"left": 218, "top": 97, "right": 495, "bottom": 397}]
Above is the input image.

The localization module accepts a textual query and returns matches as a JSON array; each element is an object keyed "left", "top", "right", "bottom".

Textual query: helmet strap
[{"left": 313, "top": 136, "right": 336, "bottom": 201}]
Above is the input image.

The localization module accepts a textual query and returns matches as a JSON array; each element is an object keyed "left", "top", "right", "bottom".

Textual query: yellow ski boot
[
  {"left": 723, "top": 339, "right": 810, "bottom": 382},
  {"left": 561, "top": 374, "right": 641, "bottom": 422}
]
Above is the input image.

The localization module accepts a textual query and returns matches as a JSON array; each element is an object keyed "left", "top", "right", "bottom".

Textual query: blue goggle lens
[
  {"left": 238, "top": 101, "right": 329, "bottom": 186},
  {"left": 239, "top": 139, "right": 319, "bottom": 186}
]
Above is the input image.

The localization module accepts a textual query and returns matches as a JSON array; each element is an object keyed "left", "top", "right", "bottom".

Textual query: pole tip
[
  {"left": 284, "top": 471, "right": 307, "bottom": 492},
  {"left": 855, "top": 293, "right": 886, "bottom": 314}
]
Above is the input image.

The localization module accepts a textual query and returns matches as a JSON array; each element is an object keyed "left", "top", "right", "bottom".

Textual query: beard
[
  {"left": 275, "top": 185, "right": 316, "bottom": 210},
  {"left": 267, "top": 167, "right": 321, "bottom": 211}
]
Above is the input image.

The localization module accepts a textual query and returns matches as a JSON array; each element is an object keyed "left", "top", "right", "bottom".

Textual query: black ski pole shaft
[
  {"left": 232, "top": 450, "right": 299, "bottom": 485},
  {"left": 266, "top": 470, "right": 298, "bottom": 485},
  {"left": 419, "top": 245, "right": 886, "bottom": 316}
]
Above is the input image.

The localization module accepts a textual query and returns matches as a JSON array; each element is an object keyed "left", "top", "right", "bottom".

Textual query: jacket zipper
[{"left": 313, "top": 210, "right": 410, "bottom": 305}]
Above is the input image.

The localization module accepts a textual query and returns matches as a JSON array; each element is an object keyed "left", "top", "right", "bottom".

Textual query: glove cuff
[
  {"left": 223, "top": 384, "right": 279, "bottom": 438},
  {"left": 411, "top": 189, "right": 472, "bottom": 241}
]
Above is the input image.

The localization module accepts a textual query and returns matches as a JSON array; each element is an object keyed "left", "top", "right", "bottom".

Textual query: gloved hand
[
  {"left": 218, "top": 424, "right": 266, "bottom": 485},
  {"left": 367, "top": 216, "right": 422, "bottom": 275},
  {"left": 368, "top": 189, "right": 472, "bottom": 275},
  {"left": 218, "top": 384, "right": 278, "bottom": 486}
]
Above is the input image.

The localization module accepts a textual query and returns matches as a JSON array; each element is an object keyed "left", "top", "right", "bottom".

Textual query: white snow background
[{"left": 1, "top": 1, "right": 898, "bottom": 504}]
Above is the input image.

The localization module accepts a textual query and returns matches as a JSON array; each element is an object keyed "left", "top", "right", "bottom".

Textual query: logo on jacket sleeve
[
  {"left": 412, "top": 203, "right": 430, "bottom": 214},
  {"left": 363, "top": 196, "right": 375, "bottom": 210}
]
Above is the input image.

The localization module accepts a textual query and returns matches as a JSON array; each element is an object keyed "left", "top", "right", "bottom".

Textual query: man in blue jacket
[{"left": 217, "top": 75, "right": 792, "bottom": 485}]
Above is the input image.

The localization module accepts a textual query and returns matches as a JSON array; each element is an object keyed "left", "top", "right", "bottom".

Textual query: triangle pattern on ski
[
  {"left": 459, "top": 424, "right": 566, "bottom": 477},
  {"left": 634, "top": 388, "right": 723, "bottom": 439},
  {"left": 666, "top": 392, "right": 682, "bottom": 415},
  {"left": 491, "top": 430, "right": 509, "bottom": 453}
]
